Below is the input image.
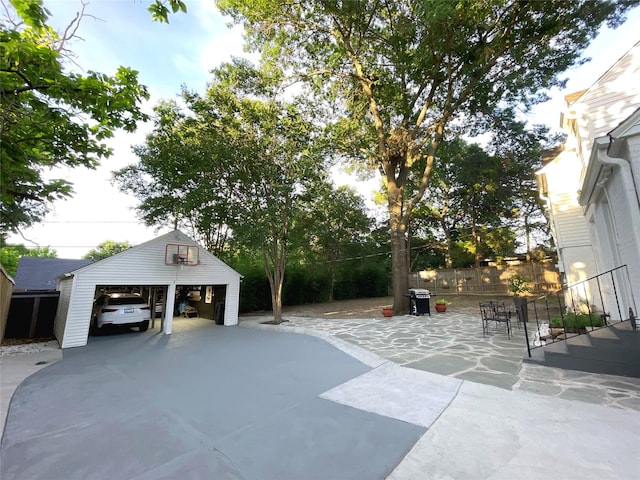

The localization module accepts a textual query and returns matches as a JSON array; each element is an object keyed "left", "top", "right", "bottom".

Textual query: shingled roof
[{"left": 14, "top": 257, "right": 94, "bottom": 291}]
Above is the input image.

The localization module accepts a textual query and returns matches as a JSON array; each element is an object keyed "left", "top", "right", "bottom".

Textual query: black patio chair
[{"left": 480, "top": 301, "right": 512, "bottom": 339}]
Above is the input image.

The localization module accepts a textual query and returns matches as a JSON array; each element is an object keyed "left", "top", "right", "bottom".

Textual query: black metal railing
[{"left": 522, "top": 265, "right": 637, "bottom": 357}]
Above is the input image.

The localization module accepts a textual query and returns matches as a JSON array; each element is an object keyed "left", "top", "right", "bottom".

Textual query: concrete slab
[
  {"left": 219, "top": 397, "right": 423, "bottom": 480},
  {"left": 388, "top": 381, "right": 640, "bottom": 480},
  {"left": 405, "top": 353, "right": 476, "bottom": 376},
  {"left": 321, "top": 362, "right": 462, "bottom": 428}
]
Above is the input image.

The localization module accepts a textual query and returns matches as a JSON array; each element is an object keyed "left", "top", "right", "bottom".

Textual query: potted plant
[
  {"left": 508, "top": 274, "right": 531, "bottom": 323},
  {"left": 382, "top": 306, "right": 393, "bottom": 318},
  {"left": 435, "top": 299, "right": 448, "bottom": 313},
  {"left": 508, "top": 274, "right": 531, "bottom": 296}
]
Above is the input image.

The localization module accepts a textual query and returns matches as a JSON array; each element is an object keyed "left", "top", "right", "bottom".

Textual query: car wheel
[{"left": 139, "top": 320, "right": 149, "bottom": 332}]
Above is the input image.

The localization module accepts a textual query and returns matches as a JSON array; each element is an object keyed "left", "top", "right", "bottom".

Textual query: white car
[{"left": 92, "top": 293, "right": 150, "bottom": 332}]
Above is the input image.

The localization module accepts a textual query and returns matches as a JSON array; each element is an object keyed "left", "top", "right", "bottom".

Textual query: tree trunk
[
  {"left": 523, "top": 215, "right": 531, "bottom": 253},
  {"left": 442, "top": 220, "right": 453, "bottom": 269},
  {"left": 327, "top": 248, "right": 338, "bottom": 302},
  {"left": 270, "top": 278, "right": 283, "bottom": 323},
  {"left": 391, "top": 230, "right": 409, "bottom": 314},
  {"left": 471, "top": 204, "right": 481, "bottom": 268},
  {"left": 388, "top": 185, "right": 409, "bottom": 314},
  {"left": 263, "top": 238, "right": 286, "bottom": 324}
]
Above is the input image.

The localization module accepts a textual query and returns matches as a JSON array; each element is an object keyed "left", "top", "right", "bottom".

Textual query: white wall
[
  {"left": 540, "top": 43, "right": 640, "bottom": 305},
  {"left": 542, "top": 153, "right": 598, "bottom": 282},
  {"left": 574, "top": 44, "right": 640, "bottom": 162},
  {"left": 54, "top": 277, "right": 73, "bottom": 345}
]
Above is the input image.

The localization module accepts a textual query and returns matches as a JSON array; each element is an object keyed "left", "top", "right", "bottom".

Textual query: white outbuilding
[{"left": 54, "top": 230, "right": 242, "bottom": 348}]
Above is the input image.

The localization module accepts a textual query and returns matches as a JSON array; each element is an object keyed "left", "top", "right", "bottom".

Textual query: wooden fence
[
  {"left": 408, "top": 263, "right": 561, "bottom": 297},
  {"left": 1, "top": 265, "right": 15, "bottom": 343}
]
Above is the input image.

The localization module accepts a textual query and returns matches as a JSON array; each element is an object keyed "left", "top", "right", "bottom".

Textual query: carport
[{"left": 54, "top": 230, "right": 241, "bottom": 348}]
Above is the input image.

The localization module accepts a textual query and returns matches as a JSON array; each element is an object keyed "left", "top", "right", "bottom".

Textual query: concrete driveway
[{"left": 0, "top": 318, "right": 424, "bottom": 480}]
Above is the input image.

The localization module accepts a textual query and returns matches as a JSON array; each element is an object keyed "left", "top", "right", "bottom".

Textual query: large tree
[
  {"left": 217, "top": 0, "right": 636, "bottom": 313},
  {"left": 83, "top": 241, "right": 132, "bottom": 261},
  {"left": 0, "top": 0, "right": 149, "bottom": 236},
  {"left": 0, "top": 244, "right": 56, "bottom": 277},
  {"left": 115, "top": 61, "right": 327, "bottom": 322},
  {"left": 294, "top": 182, "right": 374, "bottom": 300}
]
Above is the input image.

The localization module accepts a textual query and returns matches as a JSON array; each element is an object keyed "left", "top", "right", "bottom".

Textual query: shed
[
  {"left": 4, "top": 258, "right": 93, "bottom": 343},
  {"left": 54, "top": 230, "right": 242, "bottom": 348}
]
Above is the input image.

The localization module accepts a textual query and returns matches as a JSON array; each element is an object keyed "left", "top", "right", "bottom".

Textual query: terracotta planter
[
  {"left": 435, "top": 304, "right": 447, "bottom": 313},
  {"left": 382, "top": 308, "right": 393, "bottom": 318}
]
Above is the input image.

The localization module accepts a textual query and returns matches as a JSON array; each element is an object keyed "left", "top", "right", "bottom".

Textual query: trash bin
[
  {"left": 408, "top": 288, "right": 431, "bottom": 316},
  {"left": 215, "top": 303, "right": 225, "bottom": 325}
]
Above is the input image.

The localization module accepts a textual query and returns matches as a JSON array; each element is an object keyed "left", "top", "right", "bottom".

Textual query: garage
[{"left": 54, "top": 230, "right": 241, "bottom": 348}]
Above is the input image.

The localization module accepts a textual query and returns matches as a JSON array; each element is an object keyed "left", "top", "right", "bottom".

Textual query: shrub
[
  {"left": 283, "top": 267, "right": 332, "bottom": 305},
  {"left": 237, "top": 267, "right": 272, "bottom": 313},
  {"left": 508, "top": 274, "right": 531, "bottom": 296},
  {"left": 550, "top": 312, "right": 605, "bottom": 329}
]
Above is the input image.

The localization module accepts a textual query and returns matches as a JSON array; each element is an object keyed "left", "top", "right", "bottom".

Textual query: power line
[
  {"left": 324, "top": 244, "right": 431, "bottom": 263},
  {"left": 41, "top": 221, "right": 140, "bottom": 224}
]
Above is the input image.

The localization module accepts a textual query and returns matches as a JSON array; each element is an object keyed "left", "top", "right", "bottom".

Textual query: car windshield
[{"left": 109, "top": 296, "right": 146, "bottom": 305}]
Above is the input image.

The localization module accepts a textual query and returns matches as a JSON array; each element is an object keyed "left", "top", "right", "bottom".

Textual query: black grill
[{"left": 408, "top": 288, "right": 431, "bottom": 316}]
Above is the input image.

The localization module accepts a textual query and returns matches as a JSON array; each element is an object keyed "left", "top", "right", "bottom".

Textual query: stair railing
[{"left": 522, "top": 265, "right": 636, "bottom": 358}]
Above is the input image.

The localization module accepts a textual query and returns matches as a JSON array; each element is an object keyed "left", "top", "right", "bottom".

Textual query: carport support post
[{"left": 164, "top": 283, "right": 176, "bottom": 335}]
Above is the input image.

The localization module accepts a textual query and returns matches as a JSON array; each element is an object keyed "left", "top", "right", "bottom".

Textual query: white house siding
[
  {"left": 552, "top": 203, "right": 593, "bottom": 247},
  {"left": 542, "top": 152, "right": 583, "bottom": 194},
  {"left": 605, "top": 138, "right": 640, "bottom": 313},
  {"left": 587, "top": 193, "right": 633, "bottom": 319},
  {"left": 538, "top": 151, "right": 597, "bottom": 283},
  {"left": 557, "top": 245, "right": 598, "bottom": 286},
  {"left": 576, "top": 112, "right": 640, "bottom": 321},
  {"left": 224, "top": 280, "right": 240, "bottom": 326},
  {"left": 546, "top": 187, "right": 596, "bottom": 279},
  {"left": 572, "top": 43, "right": 640, "bottom": 163},
  {"left": 589, "top": 201, "right": 616, "bottom": 273},
  {"left": 60, "top": 277, "right": 96, "bottom": 348},
  {"left": 629, "top": 135, "right": 640, "bottom": 203},
  {"left": 54, "top": 277, "right": 73, "bottom": 345},
  {"left": 539, "top": 42, "right": 640, "bottom": 307},
  {"left": 60, "top": 230, "right": 241, "bottom": 348}
]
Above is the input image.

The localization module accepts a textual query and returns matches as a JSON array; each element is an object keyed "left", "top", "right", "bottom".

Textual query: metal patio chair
[{"left": 480, "top": 301, "right": 512, "bottom": 339}]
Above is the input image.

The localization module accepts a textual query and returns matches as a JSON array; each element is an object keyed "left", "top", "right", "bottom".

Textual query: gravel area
[{"left": 0, "top": 340, "right": 60, "bottom": 357}]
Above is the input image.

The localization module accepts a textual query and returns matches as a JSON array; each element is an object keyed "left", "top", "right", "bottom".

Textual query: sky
[{"left": 6, "top": 1, "right": 640, "bottom": 259}]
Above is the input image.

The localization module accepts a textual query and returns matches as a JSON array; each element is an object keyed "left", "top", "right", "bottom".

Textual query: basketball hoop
[{"left": 165, "top": 244, "right": 199, "bottom": 266}]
